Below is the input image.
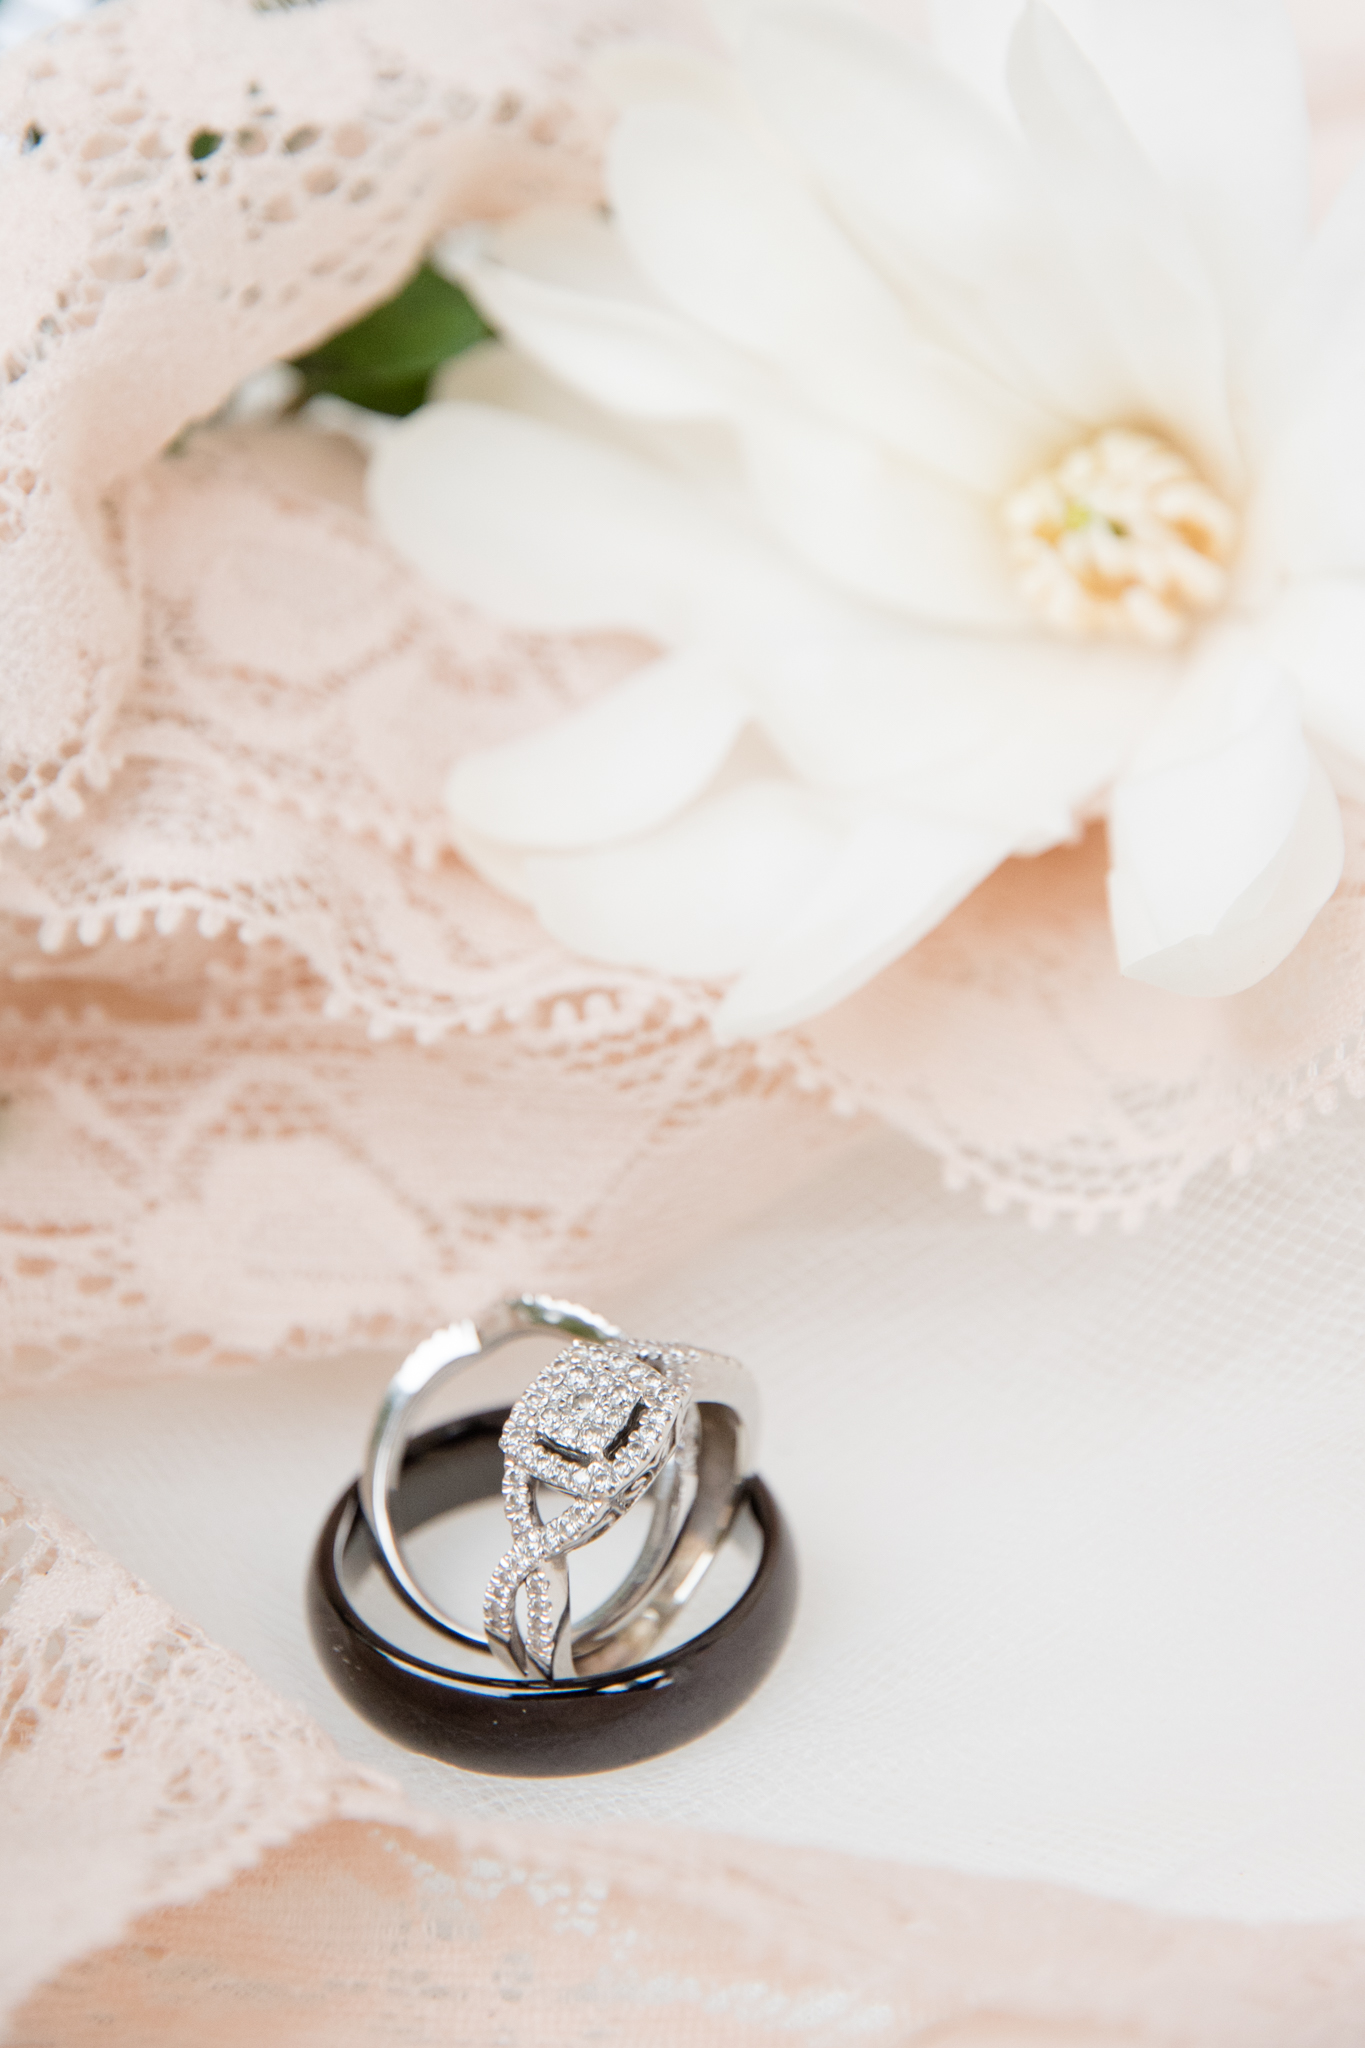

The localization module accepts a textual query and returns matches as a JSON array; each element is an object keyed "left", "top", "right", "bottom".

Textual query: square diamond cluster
[{"left": 500, "top": 1340, "right": 692, "bottom": 1500}]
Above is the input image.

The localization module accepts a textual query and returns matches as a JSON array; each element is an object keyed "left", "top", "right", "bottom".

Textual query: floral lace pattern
[
  {"left": 4, "top": 3, "right": 1365, "bottom": 2033},
  {"left": 0, "top": 931, "right": 856, "bottom": 1391},
  {"left": 1, "top": 427, "right": 688, "bottom": 1038},
  {"left": 0, "top": 0, "right": 1361, "bottom": 1396},
  {"left": 0, "top": 422, "right": 1362, "bottom": 1404},
  {"left": 0, "top": 1472, "right": 408, "bottom": 2024},
  {"left": 784, "top": 797, "right": 1365, "bottom": 1228},
  {"left": 0, "top": 0, "right": 699, "bottom": 849},
  {"left": 9, "top": 1468, "right": 1365, "bottom": 2044}
]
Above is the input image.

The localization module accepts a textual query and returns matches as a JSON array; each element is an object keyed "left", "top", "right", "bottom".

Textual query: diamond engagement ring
[
  {"left": 359, "top": 1294, "right": 762, "bottom": 1681},
  {"left": 488, "top": 1335, "right": 702, "bottom": 1679}
]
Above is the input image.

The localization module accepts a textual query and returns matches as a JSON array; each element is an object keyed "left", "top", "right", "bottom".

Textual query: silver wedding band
[{"left": 359, "top": 1293, "right": 761, "bottom": 1681}]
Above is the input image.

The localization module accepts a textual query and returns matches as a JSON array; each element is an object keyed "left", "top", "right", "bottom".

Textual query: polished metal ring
[
  {"left": 360, "top": 1293, "right": 761, "bottom": 1681},
  {"left": 312, "top": 1407, "right": 797, "bottom": 1775}
]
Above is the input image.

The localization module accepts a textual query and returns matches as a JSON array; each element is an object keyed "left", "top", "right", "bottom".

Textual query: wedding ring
[
  {"left": 359, "top": 1294, "right": 762, "bottom": 1680},
  {"left": 310, "top": 1405, "right": 796, "bottom": 1775}
]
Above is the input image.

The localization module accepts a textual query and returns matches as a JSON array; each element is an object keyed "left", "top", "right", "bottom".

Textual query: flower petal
[
  {"left": 1107, "top": 651, "right": 1344, "bottom": 996},
  {"left": 1050, "top": 0, "right": 1309, "bottom": 343},
  {"left": 741, "top": 3, "right": 1125, "bottom": 427},
  {"left": 715, "top": 808, "right": 1012, "bottom": 1040},
  {"left": 518, "top": 779, "right": 846, "bottom": 979},
  {"left": 367, "top": 400, "right": 789, "bottom": 642},
  {"left": 430, "top": 339, "right": 755, "bottom": 513},
  {"left": 1261, "top": 578, "right": 1365, "bottom": 774},
  {"left": 747, "top": 617, "right": 1170, "bottom": 836},
  {"left": 1242, "top": 359, "right": 1365, "bottom": 587},
  {"left": 930, "top": 0, "right": 1025, "bottom": 118},
  {"left": 607, "top": 97, "right": 1060, "bottom": 493},
  {"left": 447, "top": 824, "right": 537, "bottom": 908},
  {"left": 739, "top": 406, "right": 1028, "bottom": 628},
  {"left": 430, "top": 335, "right": 623, "bottom": 427},
  {"left": 590, "top": 41, "right": 751, "bottom": 117},
  {"left": 438, "top": 211, "right": 752, "bottom": 422},
  {"left": 1253, "top": 146, "right": 1365, "bottom": 444},
  {"left": 934, "top": 0, "right": 1311, "bottom": 341},
  {"left": 445, "top": 651, "right": 750, "bottom": 850},
  {"left": 1006, "top": 2, "right": 1239, "bottom": 490}
]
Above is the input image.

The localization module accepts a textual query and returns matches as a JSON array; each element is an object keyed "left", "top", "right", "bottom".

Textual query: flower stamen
[{"left": 1002, "top": 428, "right": 1237, "bottom": 648}]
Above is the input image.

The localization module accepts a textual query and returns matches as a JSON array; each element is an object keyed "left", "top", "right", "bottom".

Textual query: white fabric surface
[{"left": 5, "top": 1103, "right": 1365, "bottom": 1922}]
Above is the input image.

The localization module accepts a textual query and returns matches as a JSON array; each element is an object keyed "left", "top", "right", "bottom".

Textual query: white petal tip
[
  {"left": 443, "top": 654, "right": 748, "bottom": 850},
  {"left": 1110, "top": 760, "right": 1345, "bottom": 998}
]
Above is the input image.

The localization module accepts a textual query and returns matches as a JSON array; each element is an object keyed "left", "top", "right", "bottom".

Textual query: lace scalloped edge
[
  {"left": 755, "top": 1015, "right": 1365, "bottom": 1233},
  {"left": 10, "top": 902, "right": 1365, "bottom": 1234}
]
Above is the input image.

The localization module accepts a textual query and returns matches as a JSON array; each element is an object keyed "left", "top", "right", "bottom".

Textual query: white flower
[{"left": 368, "top": 0, "right": 1365, "bottom": 1043}]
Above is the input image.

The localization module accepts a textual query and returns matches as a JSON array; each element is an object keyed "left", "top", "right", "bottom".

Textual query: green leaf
[{"left": 291, "top": 263, "right": 494, "bottom": 417}]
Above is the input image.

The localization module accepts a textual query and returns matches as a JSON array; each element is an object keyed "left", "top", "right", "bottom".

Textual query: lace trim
[
  {"left": 0, "top": 1471, "right": 409, "bottom": 2023},
  {"left": 0, "top": 0, "right": 702, "bottom": 848}
]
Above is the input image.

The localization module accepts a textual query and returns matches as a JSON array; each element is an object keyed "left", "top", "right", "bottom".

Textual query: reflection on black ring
[{"left": 308, "top": 1407, "right": 798, "bottom": 1777}]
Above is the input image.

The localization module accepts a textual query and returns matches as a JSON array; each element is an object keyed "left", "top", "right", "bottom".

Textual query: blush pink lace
[
  {"left": 0, "top": 0, "right": 1363, "bottom": 1391},
  {"left": 5, "top": 0, "right": 1365, "bottom": 2032},
  {"left": 1, "top": 417, "right": 1363, "bottom": 1393},
  {"left": 0, "top": 1471, "right": 407, "bottom": 2020},
  {"left": 9, "top": 1474, "right": 1365, "bottom": 2044}
]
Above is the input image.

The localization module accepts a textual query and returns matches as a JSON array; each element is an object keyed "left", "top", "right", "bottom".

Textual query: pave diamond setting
[
  {"left": 501, "top": 1340, "right": 693, "bottom": 1499},
  {"left": 483, "top": 1339, "right": 694, "bottom": 1679}
]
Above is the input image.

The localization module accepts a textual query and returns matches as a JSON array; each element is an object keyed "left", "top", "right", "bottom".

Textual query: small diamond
[{"left": 488, "top": 1338, "right": 694, "bottom": 1667}]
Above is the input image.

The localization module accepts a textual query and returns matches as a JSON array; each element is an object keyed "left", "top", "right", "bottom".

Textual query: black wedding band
[{"left": 308, "top": 1408, "right": 798, "bottom": 1776}]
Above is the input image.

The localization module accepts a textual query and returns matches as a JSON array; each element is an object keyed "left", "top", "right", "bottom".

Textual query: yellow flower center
[{"left": 1001, "top": 427, "right": 1237, "bottom": 648}]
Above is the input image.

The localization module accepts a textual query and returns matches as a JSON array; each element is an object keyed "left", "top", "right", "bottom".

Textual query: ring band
[
  {"left": 360, "top": 1295, "right": 761, "bottom": 1679},
  {"left": 310, "top": 1407, "right": 797, "bottom": 1776}
]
